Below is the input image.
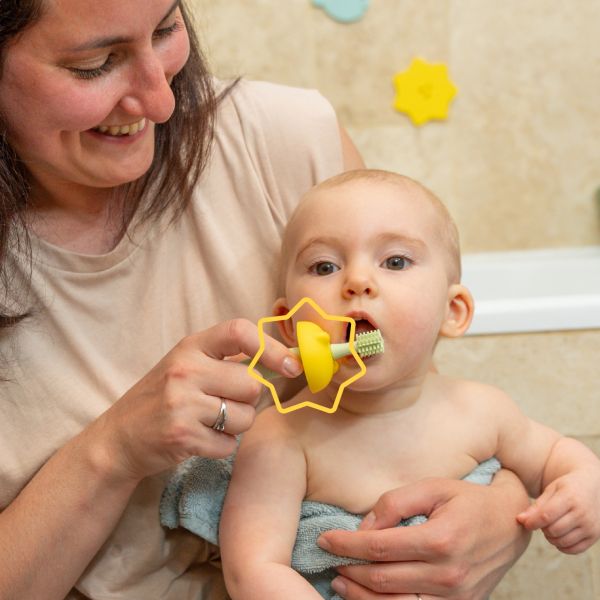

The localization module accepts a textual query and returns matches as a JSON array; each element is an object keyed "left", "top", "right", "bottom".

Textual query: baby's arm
[
  {"left": 516, "top": 436, "right": 600, "bottom": 553},
  {"left": 490, "top": 387, "right": 600, "bottom": 553},
  {"left": 219, "top": 408, "right": 323, "bottom": 600}
]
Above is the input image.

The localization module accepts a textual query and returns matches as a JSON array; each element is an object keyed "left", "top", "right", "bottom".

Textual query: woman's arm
[
  {"left": 0, "top": 427, "right": 138, "bottom": 600},
  {"left": 0, "top": 319, "right": 301, "bottom": 600},
  {"left": 317, "top": 469, "right": 531, "bottom": 599},
  {"left": 220, "top": 408, "right": 322, "bottom": 600},
  {"left": 339, "top": 123, "right": 365, "bottom": 170}
]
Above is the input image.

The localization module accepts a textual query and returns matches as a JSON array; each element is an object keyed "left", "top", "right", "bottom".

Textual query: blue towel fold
[{"left": 160, "top": 455, "right": 501, "bottom": 599}]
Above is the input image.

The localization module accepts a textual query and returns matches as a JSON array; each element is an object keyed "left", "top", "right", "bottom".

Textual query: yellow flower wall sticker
[
  {"left": 392, "top": 57, "right": 458, "bottom": 126},
  {"left": 247, "top": 297, "right": 366, "bottom": 414}
]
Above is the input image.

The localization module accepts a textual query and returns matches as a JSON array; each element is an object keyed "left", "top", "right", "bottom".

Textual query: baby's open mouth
[{"left": 345, "top": 318, "right": 377, "bottom": 342}]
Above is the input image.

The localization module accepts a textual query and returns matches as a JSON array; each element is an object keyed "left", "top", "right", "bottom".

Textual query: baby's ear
[
  {"left": 272, "top": 297, "right": 296, "bottom": 346},
  {"left": 440, "top": 284, "right": 474, "bottom": 338}
]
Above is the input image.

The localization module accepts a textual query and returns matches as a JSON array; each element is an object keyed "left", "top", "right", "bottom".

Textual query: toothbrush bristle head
[{"left": 354, "top": 329, "right": 385, "bottom": 358}]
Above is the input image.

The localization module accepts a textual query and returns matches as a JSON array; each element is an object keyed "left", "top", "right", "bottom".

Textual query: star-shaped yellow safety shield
[
  {"left": 392, "top": 57, "right": 458, "bottom": 126},
  {"left": 247, "top": 297, "right": 366, "bottom": 414}
]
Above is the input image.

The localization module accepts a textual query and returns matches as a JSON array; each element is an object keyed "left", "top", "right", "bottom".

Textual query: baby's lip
[{"left": 345, "top": 310, "right": 378, "bottom": 330}]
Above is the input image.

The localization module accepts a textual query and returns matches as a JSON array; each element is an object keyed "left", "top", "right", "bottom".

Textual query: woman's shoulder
[
  {"left": 218, "top": 78, "right": 331, "bottom": 114},
  {"left": 214, "top": 77, "right": 339, "bottom": 151},
  {"left": 208, "top": 77, "right": 343, "bottom": 218}
]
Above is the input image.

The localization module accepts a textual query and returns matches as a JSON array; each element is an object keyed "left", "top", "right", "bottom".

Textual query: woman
[{"left": 0, "top": 1, "right": 530, "bottom": 599}]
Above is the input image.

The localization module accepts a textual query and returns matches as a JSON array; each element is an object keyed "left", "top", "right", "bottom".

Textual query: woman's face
[{"left": 0, "top": 0, "right": 190, "bottom": 194}]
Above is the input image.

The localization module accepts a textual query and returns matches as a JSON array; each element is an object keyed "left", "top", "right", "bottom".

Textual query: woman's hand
[
  {"left": 90, "top": 318, "right": 302, "bottom": 482},
  {"left": 317, "top": 470, "right": 531, "bottom": 599}
]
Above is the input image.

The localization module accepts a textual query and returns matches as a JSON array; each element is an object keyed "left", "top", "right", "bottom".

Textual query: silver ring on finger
[
  {"left": 416, "top": 595, "right": 422, "bottom": 600},
  {"left": 211, "top": 398, "right": 227, "bottom": 432}
]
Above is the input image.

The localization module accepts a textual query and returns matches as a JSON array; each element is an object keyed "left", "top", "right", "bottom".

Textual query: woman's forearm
[
  {"left": 318, "top": 469, "right": 532, "bottom": 598},
  {"left": 0, "top": 321, "right": 303, "bottom": 600},
  {"left": 0, "top": 425, "right": 139, "bottom": 600}
]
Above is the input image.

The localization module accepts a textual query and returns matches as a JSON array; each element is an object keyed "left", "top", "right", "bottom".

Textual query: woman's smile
[
  {"left": 86, "top": 117, "right": 150, "bottom": 145},
  {"left": 0, "top": 0, "right": 189, "bottom": 192},
  {"left": 92, "top": 117, "right": 148, "bottom": 137}
]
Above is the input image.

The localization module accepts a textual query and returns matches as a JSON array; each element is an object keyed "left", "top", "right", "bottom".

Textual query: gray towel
[{"left": 160, "top": 455, "right": 501, "bottom": 599}]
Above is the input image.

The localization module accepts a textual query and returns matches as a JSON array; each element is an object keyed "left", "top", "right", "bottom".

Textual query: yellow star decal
[
  {"left": 392, "top": 57, "right": 458, "bottom": 125},
  {"left": 247, "top": 297, "right": 366, "bottom": 414}
]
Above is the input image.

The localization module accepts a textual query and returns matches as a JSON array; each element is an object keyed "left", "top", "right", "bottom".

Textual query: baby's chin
[{"left": 330, "top": 368, "right": 385, "bottom": 394}]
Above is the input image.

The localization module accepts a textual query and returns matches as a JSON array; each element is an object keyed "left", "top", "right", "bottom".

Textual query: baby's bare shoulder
[
  {"left": 248, "top": 401, "right": 309, "bottom": 445},
  {"left": 236, "top": 405, "right": 306, "bottom": 467},
  {"left": 433, "top": 374, "right": 517, "bottom": 415}
]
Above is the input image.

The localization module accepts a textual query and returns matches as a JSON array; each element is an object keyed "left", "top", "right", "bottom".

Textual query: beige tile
[
  {"left": 591, "top": 545, "right": 600, "bottom": 600},
  {"left": 588, "top": 511, "right": 600, "bottom": 590},
  {"left": 192, "top": 0, "right": 600, "bottom": 252},
  {"left": 579, "top": 435, "right": 600, "bottom": 459},
  {"left": 346, "top": 124, "right": 454, "bottom": 198},
  {"left": 311, "top": 0, "right": 451, "bottom": 127},
  {"left": 189, "top": 0, "right": 316, "bottom": 86},
  {"left": 492, "top": 530, "right": 595, "bottom": 599},
  {"left": 447, "top": 0, "right": 600, "bottom": 251},
  {"left": 434, "top": 330, "right": 600, "bottom": 436}
]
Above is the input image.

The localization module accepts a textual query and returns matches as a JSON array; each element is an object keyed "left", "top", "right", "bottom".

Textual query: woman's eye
[
  {"left": 153, "top": 19, "right": 184, "bottom": 40},
  {"left": 68, "top": 55, "right": 115, "bottom": 80},
  {"left": 310, "top": 261, "right": 340, "bottom": 276},
  {"left": 67, "top": 18, "right": 183, "bottom": 80},
  {"left": 383, "top": 256, "right": 410, "bottom": 270}
]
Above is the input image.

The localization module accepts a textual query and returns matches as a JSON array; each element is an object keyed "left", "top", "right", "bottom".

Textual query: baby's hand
[{"left": 517, "top": 467, "right": 600, "bottom": 554}]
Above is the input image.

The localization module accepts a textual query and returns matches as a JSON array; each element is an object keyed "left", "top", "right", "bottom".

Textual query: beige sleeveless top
[{"left": 1, "top": 80, "right": 342, "bottom": 599}]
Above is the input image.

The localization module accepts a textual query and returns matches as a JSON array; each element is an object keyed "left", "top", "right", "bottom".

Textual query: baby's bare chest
[{"left": 301, "top": 416, "right": 483, "bottom": 515}]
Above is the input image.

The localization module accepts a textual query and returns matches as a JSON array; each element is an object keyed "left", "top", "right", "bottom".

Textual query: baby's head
[
  {"left": 280, "top": 169, "right": 462, "bottom": 290},
  {"left": 274, "top": 169, "right": 473, "bottom": 383}
]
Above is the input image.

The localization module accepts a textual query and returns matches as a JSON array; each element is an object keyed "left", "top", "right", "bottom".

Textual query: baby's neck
[{"left": 332, "top": 373, "right": 429, "bottom": 417}]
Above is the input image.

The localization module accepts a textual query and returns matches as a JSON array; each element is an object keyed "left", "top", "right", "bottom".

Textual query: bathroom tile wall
[
  {"left": 436, "top": 331, "right": 600, "bottom": 598},
  {"left": 190, "top": 1, "right": 600, "bottom": 596}
]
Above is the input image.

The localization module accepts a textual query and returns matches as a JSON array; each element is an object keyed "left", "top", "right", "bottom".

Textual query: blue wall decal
[{"left": 312, "top": 0, "right": 370, "bottom": 24}]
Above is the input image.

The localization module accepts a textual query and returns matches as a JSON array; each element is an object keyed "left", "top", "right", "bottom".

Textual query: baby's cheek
[{"left": 392, "top": 311, "right": 441, "bottom": 352}]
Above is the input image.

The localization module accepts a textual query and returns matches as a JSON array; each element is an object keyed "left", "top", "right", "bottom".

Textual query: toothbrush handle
[
  {"left": 329, "top": 342, "right": 352, "bottom": 360},
  {"left": 241, "top": 348, "right": 300, "bottom": 380}
]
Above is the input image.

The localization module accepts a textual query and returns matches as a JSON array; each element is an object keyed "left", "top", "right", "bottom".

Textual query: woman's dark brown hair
[{"left": 0, "top": 1, "right": 220, "bottom": 333}]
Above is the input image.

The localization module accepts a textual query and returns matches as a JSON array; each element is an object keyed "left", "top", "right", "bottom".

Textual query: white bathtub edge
[{"left": 462, "top": 246, "right": 600, "bottom": 335}]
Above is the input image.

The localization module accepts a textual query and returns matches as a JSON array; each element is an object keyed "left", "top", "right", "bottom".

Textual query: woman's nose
[
  {"left": 118, "top": 51, "right": 176, "bottom": 123},
  {"left": 342, "top": 268, "right": 378, "bottom": 299}
]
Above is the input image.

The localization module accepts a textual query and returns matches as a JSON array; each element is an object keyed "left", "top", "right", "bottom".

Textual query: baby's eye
[
  {"left": 383, "top": 256, "right": 410, "bottom": 270},
  {"left": 310, "top": 261, "right": 340, "bottom": 276}
]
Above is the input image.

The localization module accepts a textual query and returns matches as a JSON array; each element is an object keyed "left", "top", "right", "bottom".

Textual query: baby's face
[{"left": 281, "top": 179, "right": 457, "bottom": 388}]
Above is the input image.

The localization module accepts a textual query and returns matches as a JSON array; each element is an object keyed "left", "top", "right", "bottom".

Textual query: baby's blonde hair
[{"left": 280, "top": 169, "right": 462, "bottom": 290}]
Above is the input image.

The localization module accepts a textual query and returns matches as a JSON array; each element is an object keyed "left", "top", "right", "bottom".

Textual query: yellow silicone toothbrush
[{"left": 245, "top": 322, "right": 384, "bottom": 392}]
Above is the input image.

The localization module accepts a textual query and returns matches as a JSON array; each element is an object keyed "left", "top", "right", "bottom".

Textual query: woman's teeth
[{"left": 94, "top": 117, "right": 147, "bottom": 137}]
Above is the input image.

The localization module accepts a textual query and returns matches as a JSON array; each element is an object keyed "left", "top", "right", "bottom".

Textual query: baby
[{"left": 218, "top": 169, "right": 600, "bottom": 599}]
